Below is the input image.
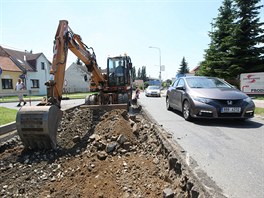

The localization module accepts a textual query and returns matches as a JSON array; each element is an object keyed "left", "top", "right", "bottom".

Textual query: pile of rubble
[{"left": 0, "top": 107, "right": 206, "bottom": 197}]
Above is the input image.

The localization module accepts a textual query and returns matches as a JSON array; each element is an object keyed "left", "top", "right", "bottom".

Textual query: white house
[
  {"left": 64, "top": 63, "right": 90, "bottom": 93},
  {"left": 0, "top": 46, "right": 51, "bottom": 95}
]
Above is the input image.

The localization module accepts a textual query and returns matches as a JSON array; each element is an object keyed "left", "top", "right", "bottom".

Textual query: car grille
[
  {"left": 216, "top": 99, "right": 243, "bottom": 106},
  {"left": 211, "top": 99, "right": 245, "bottom": 117}
]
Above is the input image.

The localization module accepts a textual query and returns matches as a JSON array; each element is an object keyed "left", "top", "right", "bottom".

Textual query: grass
[
  {"left": 255, "top": 107, "right": 264, "bottom": 118},
  {"left": 0, "top": 107, "right": 18, "bottom": 125},
  {"left": 253, "top": 96, "right": 264, "bottom": 100}
]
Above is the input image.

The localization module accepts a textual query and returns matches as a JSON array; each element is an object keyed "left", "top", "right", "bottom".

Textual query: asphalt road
[{"left": 138, "top": 94, "right": 264, "bottom": 198}]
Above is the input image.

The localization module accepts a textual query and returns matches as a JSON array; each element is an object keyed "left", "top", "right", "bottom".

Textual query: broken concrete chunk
[
  {"left": 97, "top": 151, "right": 107, "bottom": 160},
  {"left": 106, "top": 142, "right": 118, "bottom": 153},
  {"left": 163, "top": 188, "right": 174, "bottom": 198},
  {"left": 117, "top": 134, "right": 127, "bottom": 145}
]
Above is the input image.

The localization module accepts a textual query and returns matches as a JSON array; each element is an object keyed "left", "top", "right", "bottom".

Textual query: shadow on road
[
  {"left": 193, "top": 119, "right": 263, "bottom": 129},
  {"left": 170, "top": 109, "right": 263, "bottom": 129}
]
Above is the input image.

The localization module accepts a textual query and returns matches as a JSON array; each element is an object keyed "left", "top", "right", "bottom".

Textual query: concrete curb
[
  {"left": 0, "top": 122, "right": 16, "bottom": 135},
  {"left": 140, "top": 106, "right": 225, "bottom": 197}
]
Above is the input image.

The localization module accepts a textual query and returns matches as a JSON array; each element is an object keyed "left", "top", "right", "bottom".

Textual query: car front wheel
[{"left": 183, "top": 100, "right": 192, "bottom": 121}]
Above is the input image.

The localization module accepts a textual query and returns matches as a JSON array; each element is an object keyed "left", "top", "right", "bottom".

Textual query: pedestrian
[
  {"left": 135, "top": 87, "right": 140, "bottom": 99},
  {"left": 15, "top": 78, "right": 27, "bottom": 107}
]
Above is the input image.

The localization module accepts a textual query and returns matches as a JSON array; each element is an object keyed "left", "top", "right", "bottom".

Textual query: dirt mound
[{"left": 0, "top": 107, "right": 204, "bottom": 197}]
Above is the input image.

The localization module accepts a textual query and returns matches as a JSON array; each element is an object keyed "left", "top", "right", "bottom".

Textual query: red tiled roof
[
  {"left": 0, "top": 46, "right": 43, "bottom": 72},
  {"left": 0, "top": 56, "right": 22, "bottom": 72}
]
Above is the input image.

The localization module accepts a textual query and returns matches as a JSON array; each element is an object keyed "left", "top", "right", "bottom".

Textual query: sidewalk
[
  {"left": 253, "top": 100, "right": 264, "bottom": 108},
  {"left": 0, "top": 99, "right": 84, "bottom": 111}
]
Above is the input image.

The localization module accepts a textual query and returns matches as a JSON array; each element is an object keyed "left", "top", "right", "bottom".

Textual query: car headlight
[
  {"left": 243, "top": 97, "right": 253, "bottom": 103},
  {"left": 193, "top": 97, "right": 211, "bottom": 104}
]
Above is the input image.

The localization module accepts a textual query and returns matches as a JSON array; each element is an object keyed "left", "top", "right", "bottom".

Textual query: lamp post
[{"left": 149, "top": 46, "right": 161, "bottom": 85}]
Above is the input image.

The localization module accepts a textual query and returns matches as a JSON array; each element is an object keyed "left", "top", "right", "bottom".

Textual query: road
[{"left": 138, "top": 93, "right": 264, "bottom": 198}]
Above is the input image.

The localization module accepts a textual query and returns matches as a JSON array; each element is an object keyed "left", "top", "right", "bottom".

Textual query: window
[
  {"left": 84, "top": 74, "right": 88, "bottom": 82},
  {"left": 31, "top": 79, "right": 39, "bottom": 88},
  {"left": 2, "top": 79, "right": 13, "bottom": 89},
  {"left": 177, "top": 79, "right": 185, "bottom": 87},
  {"left": 41, "top": 62, "right": 45, "bottom": 70},
  {"left": 172, "top": 79, "right": 179, "bottom": 88}
]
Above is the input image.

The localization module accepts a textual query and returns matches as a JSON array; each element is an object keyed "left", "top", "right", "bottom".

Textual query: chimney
[{"left": 24, "top": 50, "right": 27, "bottom": 61}]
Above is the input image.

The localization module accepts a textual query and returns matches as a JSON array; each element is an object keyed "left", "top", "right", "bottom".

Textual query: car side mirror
[{"left": 176, "top": 86, "right": 185, "bottom": 90}]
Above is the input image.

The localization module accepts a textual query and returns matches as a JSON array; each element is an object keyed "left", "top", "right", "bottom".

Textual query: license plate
[{"left": 221, "top": 107, "right": 241, "bottom": 113}]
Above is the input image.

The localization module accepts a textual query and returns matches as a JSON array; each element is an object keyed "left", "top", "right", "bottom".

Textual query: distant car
[
  {"left": 166, "top": 76, "right": 255, "bottom": 121},
  {"left": 145, "top": 85, "right": 161, "bottom": 97}
]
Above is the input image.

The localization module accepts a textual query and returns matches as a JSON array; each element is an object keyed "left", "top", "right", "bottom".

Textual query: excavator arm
[
  {"left": 46, "top": 20, "right": 105, "bottom": 108},
  {"left": 16, "top": 20, "right": 105, "bottom": 150}
]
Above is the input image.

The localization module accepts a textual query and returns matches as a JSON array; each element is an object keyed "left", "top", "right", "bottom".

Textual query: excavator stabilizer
[{"left": 16, "top": 105, "right": 62, "bottom": 150}]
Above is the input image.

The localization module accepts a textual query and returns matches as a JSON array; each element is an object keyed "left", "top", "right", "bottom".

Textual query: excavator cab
[{"left": 107, "top": 56, "right": 132, "bottom": 87}]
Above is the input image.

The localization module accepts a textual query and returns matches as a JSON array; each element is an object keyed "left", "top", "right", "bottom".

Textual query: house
[
  {"left": 64, "top": 63, "right": 91, "bottom": 93},
  {"left": 190, "top": 66, "right": 200, "bottom": 74},
  {"left": 0, "top": 46, "right": 51, "bottom": 96},
  {"left": 133, "top": 79, "right": 144, "bottom": 89},
  {"left": 0, "top": 53, "right": 23, "bottom": 95}
]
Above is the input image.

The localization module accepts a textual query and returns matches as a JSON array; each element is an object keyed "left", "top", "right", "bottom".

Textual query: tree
[
  {"left": 141, "top": 66, "right": 147, "bottom": 81},
  {"left": 137, "top": 67, "right": 141, "bottom": 80},
  {"left": 131, "top": 66, "right": 136, "bottom": 81},
  {"left": 198, "top": 0, "right": 235, "bottom": 78},
  {"left": 230, "top": 0, "right": 264, "bottom": 76},
  {"left": 178, "top": 57, "right": 189, "bottom": 74},
  {"left": 199, "top": 0, "right": 264, "bottom": 78}
]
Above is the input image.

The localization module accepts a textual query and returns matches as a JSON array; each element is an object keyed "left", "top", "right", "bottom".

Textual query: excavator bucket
[{"left": 16, "top": 105, "right": 62, "bottom": 150}]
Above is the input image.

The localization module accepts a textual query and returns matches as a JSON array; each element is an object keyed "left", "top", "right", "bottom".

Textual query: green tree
[
  {"left": 141, "top": 66, "right": 147, "bottom": 81},
  {"left": 137, "top": 67, "right": 141, "bottom": 80},
  {"left": 230, "top": 0, "right": 264, "bottom": 76},
  {"left": 198, "top": 0, "right": 235, "bottom": 78},
  {"left": 178, "top": 57, "right": 189, "bottom": 74},
  {"left": 131, "top": 66, "right": 136, "bottom": 81},
  {"left": 199, "top": 0, "right": 264, "bottom": 78}
]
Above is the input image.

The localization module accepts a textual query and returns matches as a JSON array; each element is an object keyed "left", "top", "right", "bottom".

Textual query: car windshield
[
  {"left": 148, "top": 86, "right": 160, "bottom": 90},
  {"left": 186, "top": 78, "right": 232, "bottom": 88}
]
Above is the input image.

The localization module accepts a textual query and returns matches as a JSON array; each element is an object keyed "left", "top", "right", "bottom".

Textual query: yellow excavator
[{"left": 16, "top": 20, "right": 133, "bottom": 150}]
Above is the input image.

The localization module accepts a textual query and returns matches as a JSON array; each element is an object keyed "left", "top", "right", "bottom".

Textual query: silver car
[
  {"left": 166, "top": 76, "right": 255, "bottom": 121},
  {"left": 145, "top": 86, "right": 161, "bottom": 97}
]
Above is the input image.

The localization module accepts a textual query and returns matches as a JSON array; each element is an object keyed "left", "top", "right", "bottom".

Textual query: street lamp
[{"left": 149, "top": 46, "right": 161, "bottom": 84}]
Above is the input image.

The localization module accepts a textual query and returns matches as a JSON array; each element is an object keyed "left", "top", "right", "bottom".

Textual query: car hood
[
  {"left": 146, "top": 89, "right": 160, "bottom": 92},
  {"left": 189, "top": 88, "right": 248, "bottom": 100}
]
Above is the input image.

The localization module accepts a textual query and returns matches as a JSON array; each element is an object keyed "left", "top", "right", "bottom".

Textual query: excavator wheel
[
  {"left": 16, "top": 105, "right": 62, "bottom": 150},
  {"left": 118, "top": 93, "right": 129, "bottom": 104},
  {"left": 85, "top": 94, "right": 97, "bottom": 105}
]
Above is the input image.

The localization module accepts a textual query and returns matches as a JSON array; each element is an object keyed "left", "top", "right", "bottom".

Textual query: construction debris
[{"left": 0, "top": 107, "right": 205, "bottom": 197}]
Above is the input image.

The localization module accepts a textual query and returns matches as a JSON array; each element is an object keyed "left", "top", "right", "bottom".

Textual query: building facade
[
  {"left": 0, "top": 46, "right": 51, "bottom": 96},
  {"left": 64, "top": 63, "right": 91, "bottom": 93}
]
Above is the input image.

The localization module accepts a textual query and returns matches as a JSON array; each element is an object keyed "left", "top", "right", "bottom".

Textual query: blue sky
[{"left": 0, "top": 0, "right": 263, "bottom": 80}]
